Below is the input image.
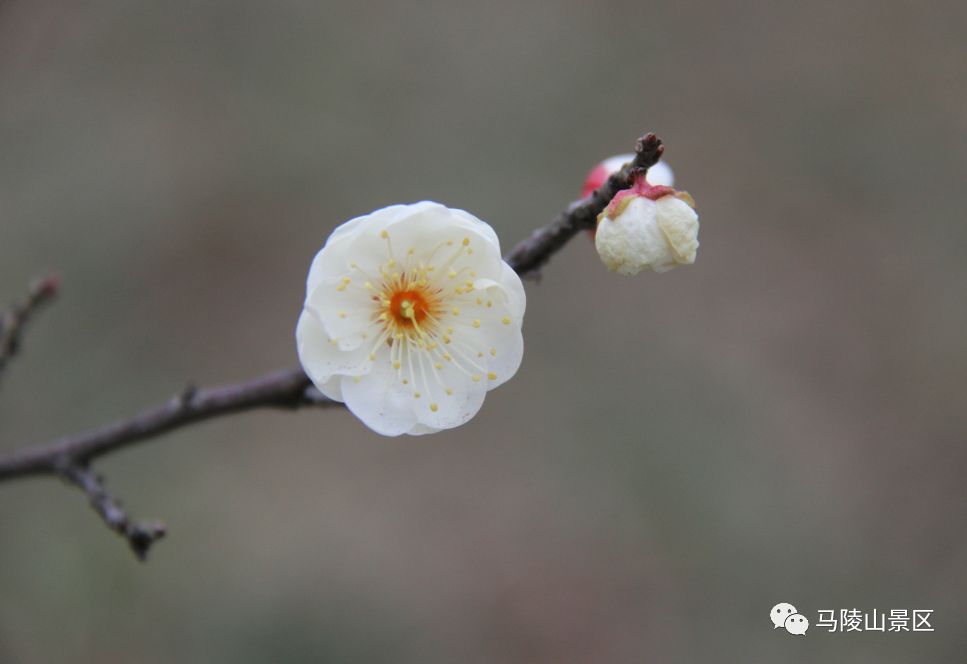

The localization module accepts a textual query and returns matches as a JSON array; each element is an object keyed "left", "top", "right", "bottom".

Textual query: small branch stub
[
  {"left": 58, "top": 462, "right": 166, "bottom": 560},
  {"left": 0, "top": 273, "right": 59, "bottom": 382}
]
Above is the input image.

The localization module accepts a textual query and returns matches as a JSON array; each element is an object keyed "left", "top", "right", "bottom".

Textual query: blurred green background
[{"left": 2, "top": 0, "right": 965, "bottom": 662}]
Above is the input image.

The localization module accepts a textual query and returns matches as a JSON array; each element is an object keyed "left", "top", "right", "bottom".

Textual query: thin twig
[
  {"left": 0, "top": 133, "right": 664, "bottom": 558},
  {"left": 58, "top": 462, "right": 167, "bottom": 560},
  {"left": 505, "top": 133, "right": 663, "bottom": 278},
  {"left": 0, "top": 273, "right": 59, "bottom": 381}
]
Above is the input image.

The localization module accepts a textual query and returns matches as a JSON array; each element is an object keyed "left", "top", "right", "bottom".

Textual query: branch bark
[{"left": 0, "top": 133, "right": 664, "bottom": 558}]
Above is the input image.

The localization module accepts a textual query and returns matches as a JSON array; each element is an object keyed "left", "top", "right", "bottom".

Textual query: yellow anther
[
  {"left": 472, "top": 319, "right": 480, "bottom": 328},
  {"left": 476, "top": 297, "right": 483, "bottom": 305},
  {"left": 380, "top": 230, "right": 389, "bottom": 239},
  {"left": 443, "top": 354, "right": 452, "bottom": 361},
  {"left": 447, "top": 327, "right": 454, "bottom": 334},
  {"left": 448, "top": 270, "right": 457, "bottom": 278},
  {"left": 502, "top": 316, "right": 510, "bottom": 325},
  {"left": 487, "top": 372, "right": 497, "bottom": 380},
  {"left": 342, "top": 277, "right": 351, "bottom": 284},
  {"left": 443, "top": 336, "right": 451, "bottom": 344},
  {"left": 414, "top": 392, "right": 421, "bottom": 399},
  {"left": 393, "top": 361, "right": 401, "bottom": 369},
  {"left": 339, "top": 311, "right": 347, "bottom": 319},
  {"left": 430, "top": 403, "right": 438, "bottom": 412},
  {"left": 451, "top": 307, "right": 460, "bottom": 316},
  {"left": 472, "top": 375, "right": 481, "bottom": 382},
  {"left": 369, "top": 353, "right": 376, "bottom": 361},
  {"left": 445, "top": 387, "right": 453, "bottom": 396},
  {"left": 462, "top": 238, "right": 470, "bottom": 246},
  {"left": 486, "top": 300, "right": 493, "bottom": 308},
  {"left": 490, "top": 347, "right": 496, "bottom": 356},
  {"left": 402, "top": 378, "right": 409, "bottom": 384},
  {"left": 434, "top": 363, "right": 442, "bottom": 370},
  {"left": 364, "top": 281, "right": 373, "bottom": 290}
]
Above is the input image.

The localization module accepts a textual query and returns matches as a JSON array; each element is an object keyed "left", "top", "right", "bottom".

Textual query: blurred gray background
[{"left": 1, "top": 0, "right": 965, "bottom": 662}]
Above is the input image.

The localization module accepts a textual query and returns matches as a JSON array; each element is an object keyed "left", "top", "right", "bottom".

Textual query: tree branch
[
  {"left": 0, "top": 367, "right": 337, "bottom": 480},
  {"left": 0, "top": 273, "right": 59, "bottom": 382},
  {"left": 58, "top": 463, "right": 167, "bottom": 560},
  {"left": 0, "top": 133, "right": 664, "bottom": 559},
  {"left": 0, "top": 367, "right": 337, "bottom": 559}
]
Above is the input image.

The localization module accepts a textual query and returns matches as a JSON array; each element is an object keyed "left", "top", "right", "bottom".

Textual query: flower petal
[
  {"left": 305, "top": 278, "right": 377, "bottom": 351},
  {"left": 307, "top": 204, "right": 419, "bottom": 291},
  {"left": 595, "top": 197, "right": 661, "bottom": 275},
  {"left": 645, "top": 160, "right": 675, "bottom": 187},
  {"left": 339, "top": 355, "right": 420, "bottom": 436},
  {"left": 655, "top": 196, "right": 700, "bottom": 266},
  {"left": 295, "top": 307, "right": 372, "bottom": 390}
]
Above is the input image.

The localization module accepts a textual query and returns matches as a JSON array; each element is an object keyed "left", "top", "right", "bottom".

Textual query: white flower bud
[{"left": 594, "top": 175, "right": 699, "bottom": 276}]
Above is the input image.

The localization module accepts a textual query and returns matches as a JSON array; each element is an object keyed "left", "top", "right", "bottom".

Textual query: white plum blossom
[
  {"left": 594, "top": 173, "right": 699, "bottom": 276},
  {"left": 296, "top": 202, "right": 526, "bottom": 436},
  {"left": 643, "top": 159, "right": 674, "bottom": 187},
  {"left": 581, "top": 153, "right": 674, "bottom": 197}
]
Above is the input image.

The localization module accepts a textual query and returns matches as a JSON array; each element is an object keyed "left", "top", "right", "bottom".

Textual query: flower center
[
  {"left": 332, "top": 228, "right": 507, "bottom": 406},
  {"left": 389, "top": 289, "right": 431, "bottom": 326}
]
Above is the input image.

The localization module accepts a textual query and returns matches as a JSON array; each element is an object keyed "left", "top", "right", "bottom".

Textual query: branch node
[{"left": 180, "top": 383, "right": 198, "bottom": 407}]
